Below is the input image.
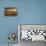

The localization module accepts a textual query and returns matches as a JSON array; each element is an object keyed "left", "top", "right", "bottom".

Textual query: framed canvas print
[{"left": 4, "top": 7, "right": 17, "bottom": 16}]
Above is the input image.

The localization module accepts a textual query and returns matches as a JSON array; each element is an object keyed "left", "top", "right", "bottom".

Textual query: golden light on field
[{"left": 5, "top": 7, "right": 17, "bottom": 16}]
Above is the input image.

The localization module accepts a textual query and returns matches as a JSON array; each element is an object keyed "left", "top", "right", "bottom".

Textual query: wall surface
[{"left": 0, "top": 0, "right": 46, "bottom": 45}]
